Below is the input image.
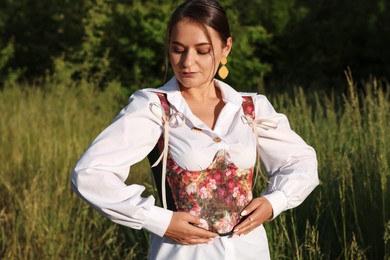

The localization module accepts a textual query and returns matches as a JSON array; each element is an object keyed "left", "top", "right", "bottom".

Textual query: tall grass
[
  {"left": 264, "top": 71, "right": 389, "bottom": 259},
  {"left": 0, "top": 72, "right": 388, "bottom": 259},
  {"left": 0, "top": 75, "right": 151, "bottom": 259}
]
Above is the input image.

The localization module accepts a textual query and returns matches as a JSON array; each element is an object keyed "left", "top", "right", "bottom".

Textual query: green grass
[{"left": 0, "top": 73, "right": 388, "bottom": 259}]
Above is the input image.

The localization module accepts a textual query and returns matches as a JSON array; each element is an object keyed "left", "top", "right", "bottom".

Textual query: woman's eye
[
  {"left": 197, "top": 49, "right": 210, "bottom": 55},
  {"left": 172, "top": 48, "right": 184, "bottom": 54}
]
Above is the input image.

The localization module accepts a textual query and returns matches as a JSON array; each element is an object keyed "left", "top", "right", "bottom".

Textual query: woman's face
[{"left": 169, "top": 19, "right": 232, "bottom": 90}]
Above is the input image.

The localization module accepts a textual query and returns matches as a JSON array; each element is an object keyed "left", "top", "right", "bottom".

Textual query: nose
[{"left": 182, "top": 50, "right": 195, "bottom": 68}]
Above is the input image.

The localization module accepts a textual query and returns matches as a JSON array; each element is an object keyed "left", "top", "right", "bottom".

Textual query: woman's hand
[
  {"left": 232, "top": 197, "right": 273, "bottom": 236},
  {"left": 164, "top": 212, "right": 219, "bottom": 245}
]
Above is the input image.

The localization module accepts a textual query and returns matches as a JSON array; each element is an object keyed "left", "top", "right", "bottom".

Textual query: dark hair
[
  {"left": 167, "top": 0, "right": 231, "bottom": 45},
  {"left": 164, "top": 0, "right": 231, "bottom": 81}
]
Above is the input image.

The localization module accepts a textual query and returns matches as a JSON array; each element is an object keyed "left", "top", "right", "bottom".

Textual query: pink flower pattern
[{"left": 166, "top": 149, "right": 253, "bottom": 235}]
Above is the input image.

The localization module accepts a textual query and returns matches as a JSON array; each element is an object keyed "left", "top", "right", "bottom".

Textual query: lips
[{"left": 182, "top": 71, "right": 197, "bottom": 77}]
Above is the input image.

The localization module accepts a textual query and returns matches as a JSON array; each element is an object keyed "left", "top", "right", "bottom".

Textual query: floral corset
[
  {"left": 166, "top": 148, "right": 253, "bottom": 235},
  {"left": 148, "top": 92, "right": 257, "bottom": 236}
]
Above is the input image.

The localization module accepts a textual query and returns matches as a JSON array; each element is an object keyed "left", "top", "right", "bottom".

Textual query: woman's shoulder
[
  {"left": 126, "top": 89, "right": 160, "bottom": 104},
  {"left": 132, "top": 77, "right": 179, "bottom": 97},
  {"left": 236, "top": 92, "right": 280, "bottom": 119},
  {"left": 237, "top": 91, "right": 270, "bottom": 106},
  {"left": 238, "top": 91, "right": 266, "bottom": 99},
  {"left": 124, "top": 79, "right": 178, "bottom": 114},
  {"left": 128, "top": 82, "right": 175, "bottom": 102}
]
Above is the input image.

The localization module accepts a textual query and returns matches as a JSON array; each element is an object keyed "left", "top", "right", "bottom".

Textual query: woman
[{"left": 70, "top": 0, "right": 319, "bottom": 259}]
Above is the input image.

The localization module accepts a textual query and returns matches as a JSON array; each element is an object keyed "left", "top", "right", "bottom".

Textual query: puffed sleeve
[
  {"left": 70, "top": 89, "right": 173, "bottom": 237},
  {"left": 254, "top": 95, "right": 319, "bottom": 219}
]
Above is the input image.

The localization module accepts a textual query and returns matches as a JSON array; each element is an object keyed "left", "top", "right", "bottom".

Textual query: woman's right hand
[{"left": 164, "top": 212, "right": 219, "bottom": 245}]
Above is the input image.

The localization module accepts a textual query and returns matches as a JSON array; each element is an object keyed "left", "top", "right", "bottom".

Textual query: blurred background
[
  {"left": 1, "top": 0, "right": 389, "bottom": 92},
  {"left": 0, "top": 0, "right": 389, "bottom": 259}
]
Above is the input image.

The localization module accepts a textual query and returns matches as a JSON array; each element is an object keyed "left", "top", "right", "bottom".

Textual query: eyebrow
[{"left": 171, "top": 41, "right": 211, "bottom": 47}]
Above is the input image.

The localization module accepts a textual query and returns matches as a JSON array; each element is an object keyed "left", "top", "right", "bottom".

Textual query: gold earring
[{"left": 218, "top": 56, "right": 229, "bottom": 79}]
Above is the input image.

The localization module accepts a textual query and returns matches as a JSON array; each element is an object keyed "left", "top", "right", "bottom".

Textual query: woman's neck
[{"left": 180, "top": 80, "right": 219, "bottom": 103}]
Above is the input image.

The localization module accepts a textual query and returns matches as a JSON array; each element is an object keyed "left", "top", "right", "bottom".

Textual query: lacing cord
[
  {"left": 243, "top": 115, "right": 278, "bottom": 189},
  {"left": 149, "top": 102, "right": 184, "bottom": 209}
]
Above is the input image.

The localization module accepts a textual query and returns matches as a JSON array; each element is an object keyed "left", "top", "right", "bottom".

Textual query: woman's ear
[{"left": 224, "top": 37, "right": 232, "bottom": 57}]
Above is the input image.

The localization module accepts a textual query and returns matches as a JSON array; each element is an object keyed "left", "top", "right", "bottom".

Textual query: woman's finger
[
  {"left": 164, "top": 212, "right": 219, "bottom": 245},
  {"left": 232, "top": 197, "right": 273, "bottom": 236}
]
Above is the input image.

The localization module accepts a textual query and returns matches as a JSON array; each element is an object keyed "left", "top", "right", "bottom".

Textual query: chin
[
  {"left": 177, "top": 77, "right": 202, "bottom": 88},
  {"left": 179, "top": 77, "right": 214, "bottom": 89}
]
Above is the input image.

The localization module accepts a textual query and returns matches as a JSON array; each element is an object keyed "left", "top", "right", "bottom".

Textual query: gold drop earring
[{"left": 218, "top": 56, "right": 229, "bottom": 79}]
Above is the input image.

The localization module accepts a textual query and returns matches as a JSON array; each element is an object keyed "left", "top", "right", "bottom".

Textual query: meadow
[{"left": 0, "top": 71, "right": 388, "bottom": 259}]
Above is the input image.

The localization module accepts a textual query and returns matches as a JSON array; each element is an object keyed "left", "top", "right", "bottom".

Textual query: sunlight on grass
[{"left": 0, "top": 73, "right": 388, "bottom": 259}]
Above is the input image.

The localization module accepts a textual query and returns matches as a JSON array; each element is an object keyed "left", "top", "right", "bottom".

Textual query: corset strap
[
  {"left": 149, "top": 97, "right": 184, "bottom": 209},
  {"left": 244, "top": 115, "right": 278, "bottom": 188}
]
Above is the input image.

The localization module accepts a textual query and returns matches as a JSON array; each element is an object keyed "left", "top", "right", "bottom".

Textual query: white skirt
[{"left": 148, "top": 225, "right": 270, "bottom": 260}]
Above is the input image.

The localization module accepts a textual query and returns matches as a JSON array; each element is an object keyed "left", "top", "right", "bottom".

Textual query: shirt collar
[
  {"left": 156, "top": 76, "right": 253, "bottom": 108},
  {"left": 149, "top": 76, "right": 257, "bottom": 130}
]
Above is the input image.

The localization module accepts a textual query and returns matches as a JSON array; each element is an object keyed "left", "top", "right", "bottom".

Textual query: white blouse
[{"left": 71, "top": 77, "right": 319, "bottom": 259}]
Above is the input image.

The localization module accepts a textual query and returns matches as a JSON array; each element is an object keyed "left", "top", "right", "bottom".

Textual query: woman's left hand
[{"left": 232, "top": 197, "right": 273, "bottom": 237}]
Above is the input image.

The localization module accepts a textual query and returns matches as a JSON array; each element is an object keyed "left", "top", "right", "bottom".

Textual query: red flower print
[
  {"left": 225, "top": 195, "right": 233, "bottom": 206},
  {"left": 217, "top": 187, "right": 227, "bottom": 198},
  {"left": 165, "top": 149, "right": 255, "bottom": 234},
  {"left": 213, "top": 172, "right": 222, "bottom": 181},
  {"left": 227, "top": 180, "right": 235, "bottom": 189}
]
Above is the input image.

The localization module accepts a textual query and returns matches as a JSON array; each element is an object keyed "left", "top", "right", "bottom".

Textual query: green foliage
[
  {"left": 0, "top": 39, "right": 19, "bottom": 84},
  {"left": 100, "top": 0, "right": 175, "bottom": 91},
  {"left": 0, "top": 0, "right": 273, "bottom": 92},
  {"left": 266, "top": 0, "right": 390, "bottom": 89},
  {"left": 2, "top": 0, "right": 388, "bottom": 92},
  {"left": 0, "top": 0, "right": 85, "bottom": 82}
]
